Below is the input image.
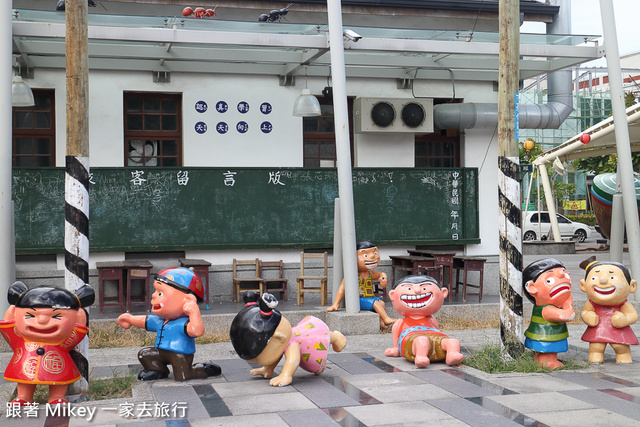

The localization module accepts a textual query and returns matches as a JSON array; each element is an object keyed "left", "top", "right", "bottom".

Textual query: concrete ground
[{"left": 2, "top": 324, "right": 640, "bottom": 426}]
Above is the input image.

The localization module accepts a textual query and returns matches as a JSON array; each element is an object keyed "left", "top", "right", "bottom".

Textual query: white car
[{"left": 523, "top": 211, "right": 591, "bottom": 243}]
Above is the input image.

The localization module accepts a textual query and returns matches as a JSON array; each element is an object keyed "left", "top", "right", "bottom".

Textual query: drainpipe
[{"left": 433, "top": 0, "right": 573, "bottom": 131}]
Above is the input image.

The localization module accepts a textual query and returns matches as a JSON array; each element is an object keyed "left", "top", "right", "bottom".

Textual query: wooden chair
[
  {"left": 296, "top": 252, "right": 328, "bottom": 306},
  {"left": 453, "top": 256, "right": 486, "bottom": 302},
  {"left": 373, "top": 279, "right": 388, "bottom": 302},
  {"left": 259, "top": 260, "right": 288, "bottom": 301},
  {"left": 232, "top": 258, "right": 264, "bottom": 302}
]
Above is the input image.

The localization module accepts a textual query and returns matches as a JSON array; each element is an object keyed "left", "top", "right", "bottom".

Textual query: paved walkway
[{"left": 2, "top": 324, "right": 640, "bottom": 426}]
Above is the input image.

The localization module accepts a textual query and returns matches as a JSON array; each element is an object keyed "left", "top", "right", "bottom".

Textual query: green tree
[
  {"left": 574, "top": 92, "right": 640, "bottom": 174},
  {"left": 520, "top": 139, "right": 576, "bottom": 212}
]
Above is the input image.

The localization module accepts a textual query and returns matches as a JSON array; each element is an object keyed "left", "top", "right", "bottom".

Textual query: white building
[{"left": 10, "top": 0, "right": 601, "bottom": 301}]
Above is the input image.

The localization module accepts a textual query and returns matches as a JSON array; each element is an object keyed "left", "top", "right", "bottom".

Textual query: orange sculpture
[
  {"left": 1, "top": 282, "right": 94, "bottom": 405},
  {"left": 326, "top": 240, "right": 396, "bottom": 328}
]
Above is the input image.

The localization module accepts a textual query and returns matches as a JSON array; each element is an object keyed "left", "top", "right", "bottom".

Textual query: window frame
[
  {"left": 12, "top": 89, "right": 56, "bottom": 167},
  {"left": 123, "top": 91, "right": 183, "bottom": 167},
  {"left": 414, "top": 129, "right": 461, "bottom": 168},
  {"left": 414, "top": 99, "right": 461, "bottom": 168},
  {"left": 302, "top": 96, "right": 354, "bottom": 167}
]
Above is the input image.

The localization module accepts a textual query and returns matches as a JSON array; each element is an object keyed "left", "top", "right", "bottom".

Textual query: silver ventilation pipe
[{"left": 433, "top": 0, "right": 573, "bottom": 130}]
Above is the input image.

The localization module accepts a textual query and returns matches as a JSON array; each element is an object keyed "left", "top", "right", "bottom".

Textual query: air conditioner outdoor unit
[{"left": 354, "top": 98, "right": 434, "bottom": 133}]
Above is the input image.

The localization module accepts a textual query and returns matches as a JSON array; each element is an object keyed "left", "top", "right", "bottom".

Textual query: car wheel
[
  {"left": 523, "top": 231, "right": 536, "bottom": 241},
  {"left": 575, "top": 229, "right": 587, "bottom": 243}
]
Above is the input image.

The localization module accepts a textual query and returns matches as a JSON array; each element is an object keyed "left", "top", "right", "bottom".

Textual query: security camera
[{"left": 343, "top": 29, "right": 362, "bottom": 42}]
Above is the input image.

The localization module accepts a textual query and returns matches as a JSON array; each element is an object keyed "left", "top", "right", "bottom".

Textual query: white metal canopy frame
[{"left": 11, "top": 9, "right": 601, "bottom": 83}]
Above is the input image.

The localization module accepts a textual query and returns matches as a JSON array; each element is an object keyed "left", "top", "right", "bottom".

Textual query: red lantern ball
[
  {"left": 182, "top": 7, "right": 193, "bottom": 16},
  {"left": 523, "top": 139, "right": 535, "bottom": 151},
  {"left": 580, "top": 133, "right": 591, "bottom": 144}
]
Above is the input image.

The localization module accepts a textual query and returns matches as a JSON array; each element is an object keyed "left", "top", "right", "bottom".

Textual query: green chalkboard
[
  {"left": 12, "top": 167, "right": 478, "bottom": 254},
  {"left": 352, "top": 168, "right": 478, "bottom": 245}
]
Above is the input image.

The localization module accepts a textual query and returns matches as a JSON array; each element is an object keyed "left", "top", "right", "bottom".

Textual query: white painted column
[
  {"left": 332, "top": 198, "right": 344, "bottom": 303},
  {"left": 600, "top": 0, "right": 640, "bottom": 286},
  {"left": 327, "top": 0, "right": 359, "bottom": 314},
  {"left": 0, "top": 1, "right": 14, "bottom": 315}
]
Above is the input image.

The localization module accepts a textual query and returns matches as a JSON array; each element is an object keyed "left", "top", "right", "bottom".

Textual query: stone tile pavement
[{"left": 2, "top": 325, "right": 640, "bottom": 426}]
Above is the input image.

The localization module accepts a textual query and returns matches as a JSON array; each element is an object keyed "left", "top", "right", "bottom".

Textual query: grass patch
[
  {"left": 438, "top": 314, "right": 500, "bottom": 330},
  {"left": 89, "top": 322, "right": 156, "bottom": 348},
  {"left": 31, "top": 374, "right": 137, "bottom": 404},
  {"left": 464, "top": 341, "right": 587, "bottom": 374},
  {"left": 379, "top": 313, "right": 500, "bottom": 334},
  {"left": 89, "top": 321, "right": 229, "bottom": 348},
  {"left": 194, "top": 329, "right": 230, "bottom": 345}
]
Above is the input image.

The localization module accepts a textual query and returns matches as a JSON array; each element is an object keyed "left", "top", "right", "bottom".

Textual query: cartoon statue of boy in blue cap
[{"left": 117, "top": 267, "right": 221, "bottom": 381}]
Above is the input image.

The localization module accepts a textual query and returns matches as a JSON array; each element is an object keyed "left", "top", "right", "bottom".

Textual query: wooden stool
[
  {"left": 453, "top": 256, "right": 486, "bottom": 302},
  {"left": 97, "top": 261, "right": 125, "bottom": 314},
  {"left": 179, "top": 258, "right": 211, "bottom": 308},
  {"left": 389, "top": 255, "right": 436, "bottom": 286},
  {"left": 416, "top": 265, "right": 445, "bottom": 292},
  {"left": 408, "top": 250, "right": 457, "bottom": 298},
  {"left": 124, "top": 261, "right": 153, "bottom": 312},
  {"left": 97, "top": 261, "right": 153, "bottom": 313},
  {"left": 373, "top": 279, "right": 388, "bottom": 302}
]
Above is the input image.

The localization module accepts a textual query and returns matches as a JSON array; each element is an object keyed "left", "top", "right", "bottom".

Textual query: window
[
  {"left": 12, "top": 89, "right": 55, "bottom": 167},
  {"left": 415, "top": 129, "right": 460, "bottom": 167},
  {"left": 124, "top": 92, "right": 182, "bottom": 166},
  {"left": 302, "top": 96, "right": 353, "bottom": 167},
  {"left": 530, "top": 213, "right": 550, "bottom": 223}
]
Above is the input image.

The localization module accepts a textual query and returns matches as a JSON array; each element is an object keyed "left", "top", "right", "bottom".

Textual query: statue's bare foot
[
  {"left": 250, "top": 366, "right": 273, "bottom": 378},
  {"left": 330, "top": 331, "right": 347, "bottom": 352},
  {"left": 415, "top": 356, "right": 431, "bottom": 368},
  {"left": 445, "top": 352, "right": 465, "bottom": 366},
  {"left": 382, "top": 317, "right": 397, "bottom": 326}
]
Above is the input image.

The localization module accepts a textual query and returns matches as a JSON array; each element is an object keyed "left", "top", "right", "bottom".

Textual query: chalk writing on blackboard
[
  {"left": 12, "top": 167, "right": 479, "bottom": 254},
  {"left": 130, "top": 170, "right": 146, "bottom": 185},
  {"left": 223, "top": 171, "right": 237, "bottom": 186},
  {"left": 384, "top": 185, "right": 398, "bottom": 213},
  {"left": 177, "top": 171, "right": 189, "bottom": 186},
  {"left": 268, "top": 171, "right": 286, "bottom": 186}
]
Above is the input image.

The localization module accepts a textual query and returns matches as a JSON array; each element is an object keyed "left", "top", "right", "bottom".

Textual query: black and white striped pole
[
  {"left": 65, "top": 0, "right": 91, "bottom": 394},
  {"left": 498, "top": 0, "right": 525, "bottom": 357}
]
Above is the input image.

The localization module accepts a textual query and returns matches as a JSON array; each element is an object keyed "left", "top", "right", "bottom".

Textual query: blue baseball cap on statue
[{"left": 155, "top": 267, "right": 204, "bottom": 302}]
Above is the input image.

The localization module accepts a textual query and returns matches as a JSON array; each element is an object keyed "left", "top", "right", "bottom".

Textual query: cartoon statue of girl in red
[
  {"left": 579, "top": 257, "right": 638, "bottom": 364},
  {"left": 0, "top": 281, "right": 94, "bottom": 405}
]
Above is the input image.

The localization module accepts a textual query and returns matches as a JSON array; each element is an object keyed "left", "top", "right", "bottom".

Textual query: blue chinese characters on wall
[
  {"left": 237, "top": 101, "right": 249, "bottom": 114},
  {"left": 217, "top": 122, "right": 229, "bottom": 134},
  {"left": 216, "top": 101, "right": 228, "bottom": 113},
  {"left": 195, "top": 100, "right": 275, "bottom": 135},
  {"left": 260, "top": 102, "right": 272, "bottom": 115},
  {"left": 195, "top": 122, "right": 207, "bottom": 134},
  {"left": 260, "top": 122, "right": 273, "bottom": 134},
  {"left": 236, "top": 121, "right": 249, "bottom": 134},
  {"left": 195, "top": 101, "right": 208, "bottom": 113}
]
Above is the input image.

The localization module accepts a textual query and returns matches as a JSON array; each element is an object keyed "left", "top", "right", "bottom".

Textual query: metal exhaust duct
[{"left": 433, "top": 0, "right": 573, "bottom": 130}]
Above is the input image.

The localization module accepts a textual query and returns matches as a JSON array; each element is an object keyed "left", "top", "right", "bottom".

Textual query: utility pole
[
  {"left": 65, "top": 0, "right": 91, "bottom": 395},
  {"left": 498, "top": 0, "right": 525, "bottom": 357}
]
